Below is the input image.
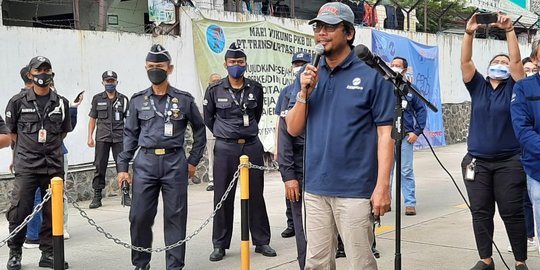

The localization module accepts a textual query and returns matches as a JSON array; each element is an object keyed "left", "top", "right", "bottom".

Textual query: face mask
[
  {"left": 488, "top": 64, "right": 510, "bottom": 80},
  {"left": 227, "top": 65, "right": 246, "bottom": 78},
  {"left": 32, "top": 73, "right": 53, "bottom": 87},
  {"left": 526, "top": 72, "right": 536, "bottom": 77},
  {"left": 391, "top": 67, "right": 404, "bottom": 74},
  {"left": 147, "top": 68, "right": 168, "bottom": 85},
  {"left": 105, "top": 84, "right": 116, "bottom": 93},
  {"left": 292, "top": 66, "right": 302, "bottom": 76}
]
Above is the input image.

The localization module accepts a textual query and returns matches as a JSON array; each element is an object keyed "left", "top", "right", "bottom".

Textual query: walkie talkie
[{"left": 121, "top": 180, "right": 131, "bottom": 207}]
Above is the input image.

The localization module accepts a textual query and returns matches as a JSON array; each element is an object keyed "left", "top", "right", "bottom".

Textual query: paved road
[{"left": 0, "top": 143, "right": 538, "bottom": 269}]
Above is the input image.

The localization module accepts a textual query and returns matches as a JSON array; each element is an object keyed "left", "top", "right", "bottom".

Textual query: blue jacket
[
  {"left": 403, "top": 93, "right": 427, "bottom": 135},
  {"left": 511, "top": 74, "right": 540, "bottom": 181}
]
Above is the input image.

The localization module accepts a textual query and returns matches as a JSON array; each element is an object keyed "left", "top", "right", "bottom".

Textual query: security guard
[
  {"left": 5, "top": 56, "right": 71, "bottom": 270},
  {"left": 87, "top": 70, "right": 130, "bottom": 208},
  {"left": 204, "top": 43, "right": 275, "bottom": 262},
  {"left": 117, "top": 44, "right": 206, "bottom": 270}
]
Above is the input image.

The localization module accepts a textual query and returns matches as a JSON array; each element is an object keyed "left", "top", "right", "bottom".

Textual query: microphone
[
  {"left": 312, "top": 43, "right": 325, "bottom": 68},
  {"left": 353, "top": 44, "right": 438, "bottom": 112},
  {"left": 354, "top": 44, "right": 396, "bottom": 79}
]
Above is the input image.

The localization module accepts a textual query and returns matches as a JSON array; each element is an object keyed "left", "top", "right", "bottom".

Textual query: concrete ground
[{"left": 0, "top": 143, "right": 539, "bottom": 270}]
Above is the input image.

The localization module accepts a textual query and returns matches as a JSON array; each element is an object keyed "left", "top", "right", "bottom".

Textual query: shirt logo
[
  {"left": 217, "top": 98, "right": 228, "bottom": 102},
  {"left": 21, "top": 108, "right": 36, "bottom": 113},
  {"left": 98, "top": 102, "right": 107, "bottom": 106},
  {"left": 6, "top": 111, "right": 11, "bottom": 118},
  {"left": 203, "top": 99, "right": 208, "bottom": 106},
  {"left": 346, "top": 77, "right": 364, "bottom": 90}
]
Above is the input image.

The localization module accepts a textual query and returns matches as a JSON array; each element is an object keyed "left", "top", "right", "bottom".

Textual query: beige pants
[{"left": 304, "top": 192, "right": 377, "bottom": 270}]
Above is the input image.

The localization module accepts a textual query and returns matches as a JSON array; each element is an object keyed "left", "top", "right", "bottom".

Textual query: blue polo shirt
[
  {"left": 465, "top": 71, "right": 520, "bottom": 159},
  {"left": 289, "top": 51, "right": 395, "bottom": 198},
  {"left": 275, "top": 84, "right": 294, "bottom": 116},
  {"left": 511, "top": 74, "right": 540, "bottom": 181}
]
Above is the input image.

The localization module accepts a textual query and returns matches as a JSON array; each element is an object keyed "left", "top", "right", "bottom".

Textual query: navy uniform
[
  {"left": 117, "top": 44, "right": 206, "bottom": 270},
  {"left": 205, "top": 43, "right": 275, "bottom": 261},
  {"left": 0, "top": 115, "right": 10, "bottom": 148},
  {"left": 5, "top": 56, "right": 72, "bottom": 269},
  {"left": 88, "top": 70, "right": 130, "bottom": 208}
]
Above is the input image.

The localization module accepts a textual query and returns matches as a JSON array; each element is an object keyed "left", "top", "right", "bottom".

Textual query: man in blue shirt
[
  {"left": 390, "top": 56, "right": 427, "bottom": 216},
  {"left": 511, "top": 73, "right": 540, "bottom": 255},
  {"left": 286, "top": 3, "right": 395, "bottom": 269}
]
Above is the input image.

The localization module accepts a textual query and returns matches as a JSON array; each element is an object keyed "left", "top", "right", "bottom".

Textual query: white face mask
[
  {"left": 292, "top": 66, "right": 302, "bottom": 76},
  {"left": 526, "top": 72, "right": 536, "bottom": 77},
  {"left": 487, "top": 64, "right": 510, "bottom": 80},
  {"left": 391, "top": 67, "right": 403, "bottom": 74}
]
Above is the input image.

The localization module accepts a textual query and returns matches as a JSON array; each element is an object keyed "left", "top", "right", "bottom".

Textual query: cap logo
[
  {"left": 107, "top": 71, "right": 113, "bottom": 76},
  {"left": 319, "top": 6, "right": 339, "bottom": 16},
  {"left": 37, "top": 56, "right": 46, "bottom": 62},
  {"left": 297, "top": 53, "right": 304, "bottom": 58}
]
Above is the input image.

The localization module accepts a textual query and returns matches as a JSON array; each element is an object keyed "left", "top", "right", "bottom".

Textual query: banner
[
  {"left": 192, "top": 19, "right": 314, "bottom": 152},
  {"left": 148, "top": 0, "right": 175, "bottom": 24},
  {"left": 372, "top": 30, "right": 446, "bottom": 148}
]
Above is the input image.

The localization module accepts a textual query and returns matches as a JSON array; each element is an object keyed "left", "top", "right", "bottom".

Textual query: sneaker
[
  {"left": 64, "top": 229, "right": 70, "bottom": 240},
  {"left": 515, "top": 264, "right": 529, "bottom": 270},
  {"left": 507, "top": 238, "right": 538, "bottom": 253},
  {"left": 23, "top": 239, "right": 39, "bottom": 249},
  {"left": 470, "top": 260, "right": 494, "bottom": 270}
]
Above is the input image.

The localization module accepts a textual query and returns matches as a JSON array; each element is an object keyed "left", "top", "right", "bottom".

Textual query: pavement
[{"left": 0, "top": 143, "right": 539, "bottom": 270}]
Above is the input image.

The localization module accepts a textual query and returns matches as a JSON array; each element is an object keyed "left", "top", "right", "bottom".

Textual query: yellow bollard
[
  {"left": 240, "top": 155, "right": 250, "bottom": 270},
  {"left": 50, "top": 177, "right": 65, "bottom": 270}
]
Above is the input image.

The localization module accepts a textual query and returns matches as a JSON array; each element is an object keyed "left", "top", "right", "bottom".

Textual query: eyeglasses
[{"left": 312, "top": 22, "right": 342, "bottom": 33}]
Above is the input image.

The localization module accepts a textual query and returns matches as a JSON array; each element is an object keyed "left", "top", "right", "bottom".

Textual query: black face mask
[
  {"left": 147, "top": 68, "right": 168, "bottom": 85},
  {"left": 32, "top": 73, "right": 53, "bottom": 87}
]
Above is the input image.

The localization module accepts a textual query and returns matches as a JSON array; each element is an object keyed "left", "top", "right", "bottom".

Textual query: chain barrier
[
  {"left": 249, "top": 161, "right": 279, "bottom": 172},
  {"left": 0, "top": 189, "right": 52, "bottom": 248},
  {"left": 66, "top": 165, "right": 244, "bottom": 253}
]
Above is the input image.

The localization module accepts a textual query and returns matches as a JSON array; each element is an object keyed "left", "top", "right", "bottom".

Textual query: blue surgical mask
[
  {"left": 227, "top": 65, "right": 246, "bottom": 78},
  {"left": 105, "top": 84, "right": 116, "bottom": 93},
  {"left": 488, "top": 64, "right": 510, "bottom": 80}
]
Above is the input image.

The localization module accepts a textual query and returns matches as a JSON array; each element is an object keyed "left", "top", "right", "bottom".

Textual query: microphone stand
[{"left": 369, "top": 56, "right": 437, "bottom": 270}]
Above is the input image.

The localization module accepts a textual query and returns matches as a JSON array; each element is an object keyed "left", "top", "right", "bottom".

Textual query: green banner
[{"left": 193, "top": 19, "right": 314, "bottom": 152}]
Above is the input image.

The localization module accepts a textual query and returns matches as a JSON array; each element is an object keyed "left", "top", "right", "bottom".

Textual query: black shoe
[
  {"left": 38, "top": 252, "right": 69, "bottom": 269},
  {"left": 206, "top": 185, "right": 214, "bottom": 191},
  {"left": 372, "top": 246, "right": 380, "bottom": 258},
  {"left": 89, "top": 190, "right": 102, "bottom": 209},
  {"left": 122, "top": 193, "right": 132, "bottom": 207},
  {"left": 209, "top": 248, "right": 226, "bottom": 261},
  {"left": 336, "top": 249, "right": 346, "bottom": 258},
  {"left": 192, "top": 176, "right": 201, "bottom": 184},
  {"left": 134, "top": 264, "right": 150, "bottom": 270},
  {"left": 255, "top": 245, "right": 277, "bottom": 257},
  {"left": 470, "top": 260, "right": 494, "bottom": 270},
  {"left": 6, "top": 249, "right": 22, "bottom": 270},
  {"left": 515, "top": 264, "right": 529, "bottom": 270},
  {"left": 281, "top": 227, "right": 295, "bottom": 238}
]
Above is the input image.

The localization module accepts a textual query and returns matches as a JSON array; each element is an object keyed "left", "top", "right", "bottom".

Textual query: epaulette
[
  {"left": 246, "top": 77, "right": 262, "bottom": 89},
  {"left": 12, "top": 90, "right": 27, "bottom": 100},
  {"left": 207, "top": 80, "right": 223, "bottom": 91},
  {"left": 131, "top": 88, "right": 149, "bottom": 99},
  {"left": 172, "top": 87, "right": 194, "bottom": 100}
]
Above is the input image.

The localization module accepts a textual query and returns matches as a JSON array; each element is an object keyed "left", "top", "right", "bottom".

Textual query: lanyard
[
  {"left": 32, "top": 101, "right": 49, "bottom": 129},
  {"left": 150, "top": 95, "right": 171, "bottom": 122},
  {"left": 228, "top": 89, "right": 246, "bottom": 112}
]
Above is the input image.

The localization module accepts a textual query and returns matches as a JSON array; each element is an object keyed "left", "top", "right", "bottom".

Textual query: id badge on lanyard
[{"left": 33, "top": 101, "right": 48, "bottom": 143}]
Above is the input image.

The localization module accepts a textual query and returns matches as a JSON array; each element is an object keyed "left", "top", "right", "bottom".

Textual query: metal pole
[
  {"left": 98, "top": 0, "right": 106, "bottom": 31},
  {"left": 73, "top": 0, "right": 80, "bottom": 29},
  {"left": 51, "top": 177, "right": 65, "bottom": 270},
  {"left": 240, "top": 155, "right": 250, "bottom": 270}
]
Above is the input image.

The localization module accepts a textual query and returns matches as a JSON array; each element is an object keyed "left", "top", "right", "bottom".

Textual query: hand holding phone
[
  {"left": 73, "top": 90, "right": 85, "bottom": 104},
  {"left": 476, "top": 12, "right": 498, "bottom": 25}
]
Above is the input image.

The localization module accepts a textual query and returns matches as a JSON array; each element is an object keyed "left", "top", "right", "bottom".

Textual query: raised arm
[
  {"left": 461, "top": 14, "right": 480, "bottom": 83},
  {"left": 495, "top": 14, "right": 524, "bottom": 81}
]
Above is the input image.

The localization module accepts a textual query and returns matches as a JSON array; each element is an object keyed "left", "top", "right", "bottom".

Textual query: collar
[
  {"left": 101, "top": 91, "right": 118, "bottom": 99},
  {"left": 144, "top": 86, "right": 173, "bottom": 98},
  {"left": 320, "top": 50, "right": 356, "bottom": 71},
  {"left": 223, "top": 77, "right": 250, "bottom": 91},
  {"left": 26, "top": 88, "right": 58, "bottom": 103}
]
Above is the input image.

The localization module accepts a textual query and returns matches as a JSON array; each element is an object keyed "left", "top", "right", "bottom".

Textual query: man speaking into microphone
[{"left": 286, "top": 2, "right": 395, "bottom": 269}]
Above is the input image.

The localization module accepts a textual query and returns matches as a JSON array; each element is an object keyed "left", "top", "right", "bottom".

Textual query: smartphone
[
  {"left": 74, "top": 90, "right": 85, "bottom": 103},
  {"left": 476, "top": 12, "right": 498, "bottom": 25}
]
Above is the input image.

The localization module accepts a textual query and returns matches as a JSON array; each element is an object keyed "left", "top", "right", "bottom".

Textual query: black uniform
[
  {"left": 0, "top": 115, "right": 9, "bottom": 134},
  {"left": 203, "top": 77, "right": 271, "bottom": 249},
  {"left": 89, "top": 91, "right": 129, "bottom": 190},
  {"left": 276, "top": 86, "right": 306, "bottom": 269},
  {"left": 4, "top": 89, "right": 72, "bottom": 253},
  {"left": 117, "top": 86, "right": 206, "bottom": 270}
]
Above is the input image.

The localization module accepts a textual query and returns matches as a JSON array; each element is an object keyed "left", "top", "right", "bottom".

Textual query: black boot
[
  {"left": 6, "top": 249, "right": 22, "bottom": 270},
  {"left": 38, "top": 252, "right": 69, "bottom": 269},
  {"left": 89, "top": 189, "right": 102, "bottom": 209}
]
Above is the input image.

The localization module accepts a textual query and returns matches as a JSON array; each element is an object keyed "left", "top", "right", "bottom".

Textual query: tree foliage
[{"left": 392, "top": 0, "right": 476, "bottom": 33}]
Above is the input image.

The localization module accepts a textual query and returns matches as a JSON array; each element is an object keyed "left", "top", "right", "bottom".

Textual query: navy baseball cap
[
  {"left": 309, "top": 2, "right": 355, "bottom": 25},
  {"left": 291, "top": 51, "right": 311, "bottom": 64}
]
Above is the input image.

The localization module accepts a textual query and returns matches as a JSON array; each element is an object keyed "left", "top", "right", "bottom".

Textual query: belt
[
  {"left": 141, "top": 147, "right": 178, "bottom": 156},
  {"left": 217, "top": 137, "right": 257, "bottom": 144}
]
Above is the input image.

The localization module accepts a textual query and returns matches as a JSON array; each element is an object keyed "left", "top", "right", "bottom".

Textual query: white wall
[{"left": 0, "top": 7, "right": 532, "bottom": 173}]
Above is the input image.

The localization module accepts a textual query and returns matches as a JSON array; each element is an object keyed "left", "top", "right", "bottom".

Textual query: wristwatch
[{"left": 296, "top": 92, "right": 307, "bottom": 104}]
